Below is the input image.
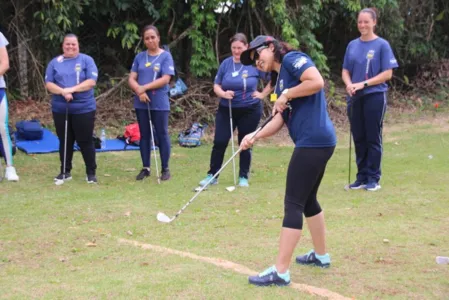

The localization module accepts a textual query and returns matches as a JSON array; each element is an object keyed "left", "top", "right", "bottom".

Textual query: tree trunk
[{"left": 16, "top": 0, "right": 28, "bottom": 98}]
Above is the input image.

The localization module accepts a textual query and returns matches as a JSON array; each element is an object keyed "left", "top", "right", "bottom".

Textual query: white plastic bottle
[
  {"left": 436, "top": 256, "right": 449, "bottom": 265},
  {"left": 100, "top": 128, "right": 106, "bottom": 149}
]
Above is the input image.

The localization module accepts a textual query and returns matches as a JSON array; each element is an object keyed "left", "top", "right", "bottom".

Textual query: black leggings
[
  {"left": 53, "top": 110, "right": 97, "bottom": 175},
  {"left": 283, "top": 147, "right": 335, "bottom": 230}
]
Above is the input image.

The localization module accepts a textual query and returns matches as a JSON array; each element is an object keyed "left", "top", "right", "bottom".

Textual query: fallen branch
[{"left": 96, "top": 76, "right": 129, "bottom": 102}]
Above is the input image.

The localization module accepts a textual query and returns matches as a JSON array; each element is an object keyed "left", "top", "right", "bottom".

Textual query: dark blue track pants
[
  {"left": 135, "top": 109, "right": 170, "bottom": 170},
  {"left": 208, "top": 102, "right": 262, "bottom": 179},
  {"left": 348, "top": 92, "right": 387, "bottom": 184}
]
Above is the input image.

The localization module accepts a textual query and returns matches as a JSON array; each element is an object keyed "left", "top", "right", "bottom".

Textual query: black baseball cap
[{"left": 241, "top": 35, "right": 277, "bottom": 65}]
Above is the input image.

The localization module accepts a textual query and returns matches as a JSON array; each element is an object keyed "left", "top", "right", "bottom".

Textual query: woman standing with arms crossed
[
  {"left": 240, "top": 35, "right": 336, "bottom": 286},
  {"left": 45, "top": 34, "right": 99, "bottom": 184},
  {"left": 198, "top": 33, "right": 271, "bottom": 188},
  {"left": 0, "top": 30, "right": 19, "bottom": 181},
  {"left": 343, "top": 7, "right": 398, "bottom": 191},
  {"left": 128, "top": 25, "right": 175, "bottom": 181}
]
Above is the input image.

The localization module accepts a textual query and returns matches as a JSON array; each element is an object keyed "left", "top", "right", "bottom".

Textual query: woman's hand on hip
[{"left": 252, "top": 91, "right": 264, "bottom": 100}]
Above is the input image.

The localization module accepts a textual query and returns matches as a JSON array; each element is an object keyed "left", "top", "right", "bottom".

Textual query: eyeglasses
[{"left": 253, "top": 45, "right": 268, "bottom": 61}]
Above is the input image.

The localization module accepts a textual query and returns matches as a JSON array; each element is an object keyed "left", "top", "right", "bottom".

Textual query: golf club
[
  {"left": 55, "top": 105, "right": 68, "bottom": 186},
  {"left": 227, "top": 99, "right": 237, "bottom": 191},
  {"left": 344, "top": 98, "right": 353, "bottom": 191},
  {"left": 157, "top": 114, "right": 274, "bottom": 223},
  {"left": 147, "top": 103, "right": 160, "bottom": 184}
]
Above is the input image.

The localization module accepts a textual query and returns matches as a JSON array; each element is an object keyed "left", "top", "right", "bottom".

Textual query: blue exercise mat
[
  {"left": 95, "top": 139, "right": 140, "bottom": 152},
  {"left": 16, "top": 128, "right": 61, "bottom": 154},
  {"left": 16, "top": 128, "right": 143, "bottom": 154}
]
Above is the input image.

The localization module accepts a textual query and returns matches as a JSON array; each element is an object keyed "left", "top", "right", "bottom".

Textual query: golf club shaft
[
  {"left": 147, "top": 103, "right": 160, "bottom": 182},
  {"left": 63, "top": 105, "right": 68, "bottom": 180},
  {"left": 170, "top": 114, "right": 274, "bottom": 221},
  {"left": 229, "top": 100, "right": 236, "bottom": 185},
  {"left": 348, "top": 98, "right": 353, "bottom": 185}
]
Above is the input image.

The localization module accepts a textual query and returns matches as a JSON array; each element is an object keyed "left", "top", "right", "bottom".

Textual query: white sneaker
[{"left": 5, "top": 166, "right": 19, "bottom": 182}]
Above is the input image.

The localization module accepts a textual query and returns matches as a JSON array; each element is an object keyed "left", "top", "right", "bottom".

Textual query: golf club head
[
  {"left": 157, "top": 212, "right": 173, "bottom": 223},
  {"left": 226, "top": 186, "right": 235, "bottom": 192},
  {"left": 344, "top": 184, "right": 350, "bottom": 191},
  {"left": 193, "top": 186, "right": 207, "bottom": 192},
  {"left": 55, "top": 179, "right": 64, "bottom": 186}
]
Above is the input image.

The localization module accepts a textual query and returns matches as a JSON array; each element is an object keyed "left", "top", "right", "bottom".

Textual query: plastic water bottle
[
  {"left": 100, "top": 128, "right": 106, "bottom": 149},
  {"left": 436, "top": 256, "right": 449, "bottom": 265}
]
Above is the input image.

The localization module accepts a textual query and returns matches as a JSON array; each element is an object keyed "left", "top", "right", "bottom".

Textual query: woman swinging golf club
[{"left": 240, "top": 36, "right": 337, "bottom": 286}]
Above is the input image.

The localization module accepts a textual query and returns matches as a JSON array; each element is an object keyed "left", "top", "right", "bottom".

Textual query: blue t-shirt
[
  {"left": 277, "top": 52, "right": 336, "bottom": 148},
  {"left": 214, "top": 57, "right": 268, "bottom": 108},
  {"left": 343, "top": 37, "right": 398, "bottom": 98},
  {"left": 45, "top": 53, "right": 98, "bottom": 114},
  {"left": 131, "top": 50, "right": 175, "bottom": 111}
]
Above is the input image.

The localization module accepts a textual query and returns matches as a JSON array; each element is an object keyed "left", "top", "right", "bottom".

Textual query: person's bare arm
[{"left": 0, "top": 46, "right": 10, "bottom": 76}]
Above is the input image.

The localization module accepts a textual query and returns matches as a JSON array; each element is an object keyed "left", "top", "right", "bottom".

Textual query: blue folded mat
[
  {"left": 16, "top": 128, "right": 141, "bottom": 154},
  {"left": 16, "top": 128, "right": 61, "bottom": 154}
]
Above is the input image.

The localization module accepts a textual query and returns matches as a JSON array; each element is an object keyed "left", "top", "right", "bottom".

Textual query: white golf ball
[{"left": 428, "top": 155, "right": 433, "bottom": 159}]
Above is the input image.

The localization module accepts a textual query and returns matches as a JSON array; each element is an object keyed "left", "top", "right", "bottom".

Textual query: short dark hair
[
  {"left": 229, "top": 33, "right": 248, "bottom": 45},
  {"left": 142, "top": 25, "right": 160, "bottom": 38}
]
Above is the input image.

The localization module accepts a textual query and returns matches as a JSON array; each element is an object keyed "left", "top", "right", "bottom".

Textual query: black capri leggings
[{"left": 283, "top": 146, "right": 335, "bottom": 230}]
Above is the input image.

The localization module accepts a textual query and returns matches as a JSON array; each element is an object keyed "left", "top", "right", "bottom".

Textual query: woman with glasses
[
  {"left": 240, "top": 35, "right": 336, "bottom": 286},
  {"left": 198, "top": 33, "right": 271, "bottom": 188}
]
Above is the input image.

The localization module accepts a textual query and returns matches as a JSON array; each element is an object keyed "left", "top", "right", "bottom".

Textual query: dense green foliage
[{"left": 1, "top": 0, "right": 448, "bottom": 98}]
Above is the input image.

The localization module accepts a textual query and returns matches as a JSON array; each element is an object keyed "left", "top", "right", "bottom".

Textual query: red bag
[
  {"left": 116, "top": 123, "right": 141, "bottom": 147},
  {"left": 124, "top": 123, "right": 140, "bottom": 143}
]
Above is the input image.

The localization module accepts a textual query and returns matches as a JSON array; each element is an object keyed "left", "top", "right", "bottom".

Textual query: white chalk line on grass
[{"left": 119, "top": 238, "right": 351, "bottom": 300}]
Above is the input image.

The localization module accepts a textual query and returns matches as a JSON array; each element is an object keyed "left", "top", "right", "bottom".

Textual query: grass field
[{"left": 1, "top": 114, "right": 449, "bottom": 299}]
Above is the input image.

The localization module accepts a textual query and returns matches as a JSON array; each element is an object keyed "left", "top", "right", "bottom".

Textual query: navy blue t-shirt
[
  {"left": 45, "top": 53, "right": 98, "bottom": 114},
  {"left": 214, "top": 57, "right": 268, "bottom": 108},
  {"left": 278, "top": 52, "right": 336, "bottom": 148},
  {"left": 131, "top": 50, "right": 175, "bottom": 111},
  {"left": 343, "top": 37, "right": 398, "bottom": 98}
]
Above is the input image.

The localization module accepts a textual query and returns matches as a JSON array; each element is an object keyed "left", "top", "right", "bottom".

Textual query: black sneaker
[
  {"left": 136, "top": 168, "right": 150, "bottom": 180},
  {"left": 161, "top": 169, "right": 171, "bottom": 181},
  {"left": 296, "top": 250, "right": 330, "bottom": 268},
  {"left": 86, "top": 174, "right": 98, "bottom": 184},
  {"left": 248, "top": 266, "right": 290, "bottom": 287},
  {"left": 54, "top": 172, "right": 72, "bottom": 181}
]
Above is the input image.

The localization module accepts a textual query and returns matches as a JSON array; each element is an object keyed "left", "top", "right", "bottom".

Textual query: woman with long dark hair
[{"left": 240, "top": 35, "right": 336, "bottom": 286}]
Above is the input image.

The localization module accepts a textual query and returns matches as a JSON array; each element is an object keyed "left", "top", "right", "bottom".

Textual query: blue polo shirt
[
  {"left": 343, "top": 37, "right": 398, "bottom": 98},
  {"left": 278, "top": 52, "right": 336, "bottom": 148},
  {"left": 45, "top": 53, "right": 98, "bottom": 114},
  {"left": 214, "top": 57, "right": 268, "bottom": 108},
  {"left": 131, "top": 50, "right": 175, "bottom": 111}
]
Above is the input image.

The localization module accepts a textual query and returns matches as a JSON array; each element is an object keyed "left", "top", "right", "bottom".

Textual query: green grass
[{"left": 1, "top": 117, "right": 449, "bottom": 299}]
